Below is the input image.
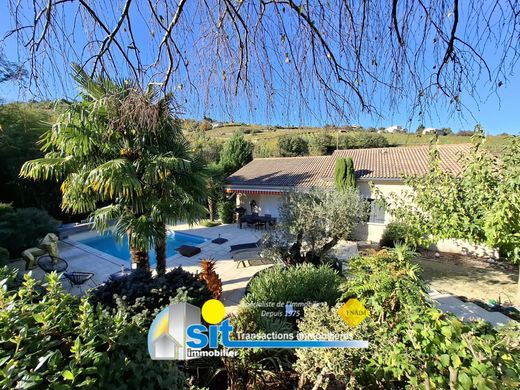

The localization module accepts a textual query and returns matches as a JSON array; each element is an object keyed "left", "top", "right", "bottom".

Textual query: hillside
[{"left": 182, "top": 120, "right": 512, "bottom": 157}]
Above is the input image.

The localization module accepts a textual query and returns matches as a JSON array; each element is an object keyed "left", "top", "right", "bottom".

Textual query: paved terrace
[
  {"left": 9, "top": 224, "right": 516, "bottom": 327},
  {"left": 11, "top": 223, "right": 272, "bottom": 314}
]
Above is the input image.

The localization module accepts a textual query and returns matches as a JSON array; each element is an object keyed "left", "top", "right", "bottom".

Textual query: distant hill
[{"left": 181, "top": 119, "right": 512, "bottom": 157}]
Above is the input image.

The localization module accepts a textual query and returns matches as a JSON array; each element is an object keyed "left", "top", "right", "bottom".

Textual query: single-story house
[
  {"left": 422, "top": 127, "right": 445, "bottom": 135},
  {"left": 224, "top": 144, "right": 470, "bottom": 243},
  {"left": 384, "top": 125, "right": 406, "bottom": 133}
]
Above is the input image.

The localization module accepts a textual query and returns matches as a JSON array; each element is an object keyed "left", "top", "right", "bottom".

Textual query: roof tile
[{"left": 225, "top": 144, "right": 471, "bottom": 187}]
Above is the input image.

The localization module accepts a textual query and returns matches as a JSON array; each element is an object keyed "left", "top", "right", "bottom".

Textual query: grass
[
  {"left": 383, "top": 133, "right": 510, "bottom": 155},
  {"left": 413, "top": 252, "right": 517, "bottom": 306},
  {"left": 195, "top": 122, "right": 512, "bottom": 156},
  {"left": 200, "top": 219, "right": 222, "bottom": 227}
]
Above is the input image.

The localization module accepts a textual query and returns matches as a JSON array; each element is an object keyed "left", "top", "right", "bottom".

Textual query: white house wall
[
  {"left": 355, "top": 181, "right": 411, "bottom": 242},
  {"left": 235, "top": 180, "right": 411, "bottom": 242},
  {"left": 230, "top": 176, "right": 496, "bottom": 256},
  {"left": 236, "top": 193, "right": 283, "bottom": 217}
]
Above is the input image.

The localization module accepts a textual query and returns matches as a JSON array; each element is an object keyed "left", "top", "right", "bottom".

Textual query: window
[{"left": 367, "top": 198, "right": 386, "bottom": 224}]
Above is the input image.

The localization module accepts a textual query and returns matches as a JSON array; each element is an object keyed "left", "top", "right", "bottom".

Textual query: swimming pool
[{"left": 79, "top": 231, "right": 207, "bottom": 265}]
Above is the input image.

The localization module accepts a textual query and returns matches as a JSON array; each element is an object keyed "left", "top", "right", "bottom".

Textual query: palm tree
[{"left": 20, "top": 65, "right": 207, "bottom": 271}]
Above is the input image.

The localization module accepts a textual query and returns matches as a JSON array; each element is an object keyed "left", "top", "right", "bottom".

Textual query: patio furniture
[
  {"left": 229, "top": 239, "right": 262, "bottom": 252},
  {"left": 63, "top": 272, "right": 95, "bottom": 293},
  {"left": 238, "top": 214, "right": 276, "bottom": 229},
  {"left": 176, "top": 245, "right": 201, "bottom": 257},
  {"left": 212, "top": 234, "right": 228, "bottom": 245},
  {"left": 58, "top": 221, "right": 94, "bottom": 239},
  {"left": 22, "top": 233, "right": 60, "bottom": 270},
  {"left": 37, "top": 255, "right": 68, "bottom": 273},
  {"left": 264, "top": 214, "right": 276, "bottom": 227},
  {"left": 231, "top": 248, "right": 265, "bottom": 268},
  {"left": 255, "top": 220, "right": 267, "bottom": 230},
  {"left": 109, "top": 267, "right": 133, "bottom": 281}
]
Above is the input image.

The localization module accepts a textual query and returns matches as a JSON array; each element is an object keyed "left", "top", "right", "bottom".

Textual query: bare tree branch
[{"left": 2, "top": 0, "right": 520, "bottom": 123}]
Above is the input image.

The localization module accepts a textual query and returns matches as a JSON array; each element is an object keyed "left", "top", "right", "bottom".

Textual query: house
[
  {"left": 224, "top": 144, "right": 470, "bottom": 242},
  {"left": 423, "top": 127, "right": 445, "bottom": 135},
  {"left": 384, "top": 125, "right": 406, "bottom": 133}
]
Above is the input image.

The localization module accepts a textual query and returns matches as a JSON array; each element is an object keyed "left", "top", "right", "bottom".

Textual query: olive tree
[{"left": 263, "top": 188, "right": 368, "bottom": 266}]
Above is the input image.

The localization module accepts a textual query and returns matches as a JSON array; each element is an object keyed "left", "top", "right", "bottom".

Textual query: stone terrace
[{"left": 11, "top": 223, "right": 272, "bottom": 315}]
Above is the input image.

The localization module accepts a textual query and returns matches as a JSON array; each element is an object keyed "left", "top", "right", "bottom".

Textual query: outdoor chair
[
  {"left": 37, "top": 255, "right": 68, "bottom": 273},
  {"left": 229, "top": 239, "right": 262, "bottom": 252},
  {"left": 62, "top": 272, "right": 95, "bottom": 293},
  {"left": 22, "top": 233, "right": 60, "bottom": 270},
  {"left": 255, "top": 220, "right": 267, "bottom": 230},
  {"left": 231, "top": 248, "right": 264, "bottom": 268}
]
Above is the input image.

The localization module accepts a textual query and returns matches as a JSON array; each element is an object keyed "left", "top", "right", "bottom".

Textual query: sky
[{"left": 1, "top": 1, "right": 519, "bottom": 135}]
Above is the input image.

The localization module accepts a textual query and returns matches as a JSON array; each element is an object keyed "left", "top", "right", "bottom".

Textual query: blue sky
[{"left": 1, "top": 2, "right": 519, "bottom": 135}]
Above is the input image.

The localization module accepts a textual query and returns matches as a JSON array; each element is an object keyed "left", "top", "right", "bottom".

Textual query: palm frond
[
  {"left": 91, "top": 204, "right": 123, "bottom": 233},
  {"left": 140, "top": 156, "right": 190, "bottom": 183},
  {"left": 19, "top": 156, "right": 73, "bottom": 181},
  {"left": 60, "top": 172, "right": 98, "bottom": 214},
  {"left": 85, "top": 159, "right": 142, "bottom": 199}
]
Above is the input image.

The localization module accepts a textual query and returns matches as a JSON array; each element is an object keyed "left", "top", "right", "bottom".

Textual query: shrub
[
  {"left": 199, "top": 258, "right": 222, "bottom": 299},
  {"left": 341, "top": 248, "right": 428, "bottom": 324},
  {"left": 0, "top": 207, "right": 59, "bottom": 257},
  {"left": 218, "top": 200, "right": 235, "bottom": 223},
  {"left": 307, "top": 132, "right": 333, "bottom": 155},
  {"left": 90, "top": 268, "right": 212, "bottom": 327},
  {"left": 0, "top": 273, "right": 186, "bottom": 389},
  {"left": 0, "top": 247, "right": 9, "bottom": 266},
  {"left": 295, "top": 249, "right": 520, "bottom": 389},
  {"left": 222, "top": 305, "right": 294, "bottom": 389},
  {"left": 379, "top": 221, "right": 415, "bottom": 248},
  {"left": 243, "top": 264, "right": 342, "bottom": 322},
  {"left": 0, "top": 265, "right": 19, "bottom": 291},
  {"left": 339, "top": 132, "right": 389, "bottom": 149},
  {"left": 253, "top": 142, "right": 279, "bottom": 158},
  {"left": 277, "top": 135, "right": 309, "bottom": 157},
  {"left": 295, "top": 303, "right": 520, "bottom": 389},
  {"left": 0, "top": 203, "right": 13, "bottom": 217},
  {"left": 200, "top": 219, "right": 222, "bottom": 227}
]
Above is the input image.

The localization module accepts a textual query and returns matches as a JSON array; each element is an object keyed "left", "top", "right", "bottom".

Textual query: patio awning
[{"left": 224, "top": 188, "right": 284, "bottom": 195}]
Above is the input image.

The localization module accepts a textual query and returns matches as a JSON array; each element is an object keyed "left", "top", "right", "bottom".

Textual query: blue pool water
[{"left": 79, "top": 231, "right": 207, "bottom": 265}]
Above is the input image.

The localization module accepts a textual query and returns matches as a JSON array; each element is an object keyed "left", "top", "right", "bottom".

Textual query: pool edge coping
[{"left": 64, "top": 228, "right": 215, "bottom": 269}]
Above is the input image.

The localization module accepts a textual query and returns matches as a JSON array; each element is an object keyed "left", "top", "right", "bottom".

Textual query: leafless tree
[{"left": 3, "top": 0, "right": 520, "bottom": 122}]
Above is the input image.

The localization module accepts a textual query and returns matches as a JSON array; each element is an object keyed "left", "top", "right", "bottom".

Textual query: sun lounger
[
  {"left": 231, "top": 248, "right": 264, "bottom": 268},
  {"left": 229, "top": 239, "right": 262, "bottom": 252}
]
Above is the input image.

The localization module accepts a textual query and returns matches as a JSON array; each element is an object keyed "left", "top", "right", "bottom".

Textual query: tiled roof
[
  {"left": 225, "top": 144, "right": 471, "bottom": 187},
  {"left": 325, "top": 144, "right": 471, "bottom": 179},
  {"left": 226, "top": 156, "right": 330, "bottom": 188}
]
